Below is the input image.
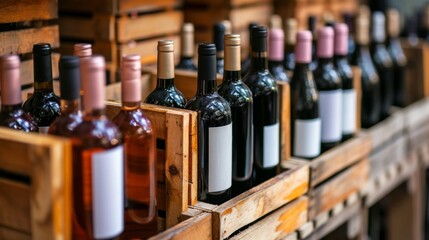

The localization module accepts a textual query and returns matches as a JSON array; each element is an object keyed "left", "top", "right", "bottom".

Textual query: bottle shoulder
[
  {"left": 49, "top": 112, "right": 83, "bottom": 136},
  {"left": 371, "top": 44, "right": 394, "bottom": 68},
  {"left": 217, "top": 80, "right": 253, "bottom": 106},
  {"left": 145, "top": 87, "right": 187, "bottom": 108},
  {"left": 243, "top": 71, "right": 278, "bottom": 95},
  {"left": 112, "top": 109, "right": 154, "bottom": 135},
  {"left": 185, "top": 93, "right": 232, "bottom": 124},
  {"left": 387, "top": 41, "right": 407, "bottom": 66},
  {"left": 72, "top": 117, "right": 122, "bottom": 148},
  {"left": 314, "top": 62, "right": 342, "bottom": 90},
  {"left": 0, "top": 110, "right": 38, "bottom": 132}
]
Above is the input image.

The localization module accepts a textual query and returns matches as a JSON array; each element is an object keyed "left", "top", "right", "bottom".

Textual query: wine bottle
[
  {"left": 145, "top": 40, "right": 187, "bottom": 108},
  {"left": 243, "top": 26, "right": 279, "bottom": 184},
  {"left": 284, "top": 18, "right": 297, "bottom": 71},
  {"left": 371, "top": 12, "right": 394, "bottom": 119},
  {"left": 308, "top": 15, "right": 318, "bottom": 71},
  {"left": 343, "top": 13, "right": 356, "bottom": 61},
  {"left": 112, "top": 55, "right": 157, "bottom": 232},
  {"left": 291, "top": 31, "right": 321, "bottom": 159},
  {"left": 213, "top": 22, "right": 225, "bottom": 75},
  {"left": 176, "top": 23, "right": 197, "bottom": 71},
  {"left": 386, "top": 9, "right": 408, "bottom": 107},
  {"left": 22, "top": 43, "right": 61, "bottom": 134},
  {"left": 241, "top": 22, "right": 259, "bottom": 77},
  {"left": 185, "top": 43, "right": 232, "bottom": 204},
  {"left": 313, "top": 27, "right": 342, "bottom": 151},
  {"left": 0, "top": 55, "right": 38, "bottom": 132},
  {"left": 217, "top": 34, "right": 254, "bottom": 197},
  {"left": 268, "top": 28, "right": 289, "bottom": 82},
  {"left": 74, "top": 43, "right": 92, "bottom": 58},
  {"left": 351, "top": 16, "right": 381, "bottom": 128},
  {"left": 71, "top": 56, "right": 124, "bottom": 239},
  {"left": 270, "top": 14, "right": 283, "bottom": 29},
  {"left": 334, "top": 23, "right": 356, "bottom": 141},
  {"left": 48, "top": 56, "right": 82, "bottom": 136}
]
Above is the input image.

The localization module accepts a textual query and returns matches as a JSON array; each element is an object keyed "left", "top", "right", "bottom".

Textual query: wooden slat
[
  {"left": 212, "top": 159, "right": 309, "bottom": 239},
  {"left": 301, "top": 134, "right": 371, "bottom": 187},
  {"left": 60, "top": 0, "right": 180, "bottom": 14},
  {"left": 118, "top": 0, "right": 181, "bottom": 14},
  {"left": 59, "top": 14, "right": 115, "bottom": 41},
  {"left": 184, "top": 0, "right": 272, "bottom": 7},
  {"left": 18, "top": 53, "right": 61, "bottom": 87},
  {"left": 0, "top": 226, "right": 31, "bottom": 240},
  {"left": 309, "top": 159, "right": 369, "bottom": 219},
  {"left": 0, "top": 0, "right": 57, "bottom": 23},
  {"left": 278, "top": 81, "right": 291, "bottom": 162},
  {"left": 403, "top": 97, "right": 429, "bottom": 133},
  {"left": 0, "top": 25, "right": 59, "bottom": 55},
  {"left": 117, "top": 11, "right": 183, "bottom": 43},
  {"left": 187, "top": 110, "right": 198, "bottom": 206},
  {"left": 148, "top": 213, "right": 212, "bottom": 240},
  {"left": 0, "top": 179, "right": 31, "bottom": 232},
  {"left": 229, "top": 3, "right": 272, "bottom": 30},
  {"left": 229, "top": 196, "right": 308, "bottom": 240},
  {"left": 369, "top": 136, "right": 407, "bottom": 178}
]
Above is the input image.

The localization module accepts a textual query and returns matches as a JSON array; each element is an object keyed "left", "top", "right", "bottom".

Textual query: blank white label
[
  {"left": 208, "top": 123, "right": 232, "bottom": 193},
  {"left": 342, "top": 89, "right": 356, "bottom": 135},
  {"left": 318, "top": 90, "right": 342, "bottom": 142},
  {"left": 92, "top": 146, "right": 124, "bottom": 239},
  {"left": 263, "top": 122, "right": 280, "bottom": 168},
  {"left": 39, "top": 126, "right": 49, "bottom": 134},
  {"left": 294, "top": 118, "right": 321, "bottom": 158}
]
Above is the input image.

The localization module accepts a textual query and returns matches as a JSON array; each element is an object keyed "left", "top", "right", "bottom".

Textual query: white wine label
[
  {"left": 342, "top": 89, "right": 357, "bottom": 135},
  {"left": 39, "top": 126, "right": 50, "bottom": 134},
  {"left": 294, "top": 118, "right": 321, "bottom": 158},
  {"left": 263, "top": 122, "right": 280, "bottom": 168},
  {"left": 318, "top": 90, "right": 342, "bottom": 142},
  {"left": 208, "top": 123, "right": 232, "bottom": 193},
  {"left": 92, "top": 146, "right": 124, "bottom": 239}
]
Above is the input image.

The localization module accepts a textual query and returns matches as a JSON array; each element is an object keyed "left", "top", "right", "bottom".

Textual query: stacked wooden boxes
[
  {"left": 59, "top": 0, "right": 184, "bottom": 83},
  {"left": 274, "top": 0, "right": 358, "bottom": 29},
  {"left": 184, "top": 0, "right": 273, "bottom": 58},
  {"left": 0, "top": 0, "right": 60, "bottom": 92}
]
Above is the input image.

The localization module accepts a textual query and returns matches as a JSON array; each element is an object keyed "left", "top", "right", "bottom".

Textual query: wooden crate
[
  {"left": 0, "top": 128, "right": 72, "bottom": 240},
  {"left": 105, "top": 102, "right": 198, "bottom": 234},
  {"left": 275, "top": 0, "right": 326, "bottom": 30},
  {"left": 401, "top": 40, "right": 429, "bottom": 106},
  {"left": 190, "top": 160, "right": 309, "bottom": 239},
  {"left": 59, "top": 0, "right": 183, "bottom": 82}
]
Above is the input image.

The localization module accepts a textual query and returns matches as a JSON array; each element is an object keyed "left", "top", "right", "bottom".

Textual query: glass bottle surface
[
  {"left": 176, "top": 23, "right": 197, "bottom": 71},
  {"left": 268, "top": 28, "right": 289, "bottom": 82},
  {"left": 283, "top": 18, "right": 297, "bottom": 71}
]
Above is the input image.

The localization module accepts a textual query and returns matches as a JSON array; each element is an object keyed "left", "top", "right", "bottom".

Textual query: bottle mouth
[
  {"left": 33, "top": 43, "right": 52, "bottom": 56},
  {"left": 1, "top": 55, "right": 20, "bottom": 69},
  {"left": 158, "top": 40, "right": 174, "bottom": 52},
  {"left": 198, "top": 43, "right": 216, "bottom": 55}
]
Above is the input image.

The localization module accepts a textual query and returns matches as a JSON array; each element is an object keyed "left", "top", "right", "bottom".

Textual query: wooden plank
[
  {"left": 301, "top": 134, "right": 371, "bottom": 187},
  {"left": 185, "top": 0, "right": 272, "bottom": 7},
  {"left": 59, "top": 14, "right": 115, "bottom": 41},
  {"left": 0, "top": 226, "right": 31, "bottom": 240},
  {"left": 0, "top": 25, "right": 59, "bottom": 55},
  {"left": 229, "top": 3, "right": 273, "bottom": 30},
  {"left": 0, "top": 0, "right": 57, "bottom": 23},
  {"left": 187, "top": 110, "right": 198, "bottom": 206},
  {"left": 309, "top": 159, "right": 369, "bottom": 219},
  {"left": 278, "top": 81, "right": 291, "bottom": 162},
  {"left": 0, "top": 179, "right": 31, "bottom": 232},
  {"left": 403, "top": 97, "right": 429, "bottom": 133},
  {"left": 229, "top": 197, "right": 308, "bottom": 240},
  {"left": 148, "top": 213, "right": 212, "bottom": 240},
  {"left": 118, "top": 0, "right": 181, "bottom": 14},
  {"left": 212, "top": 159, "right": 309, "bottom": 239},
  {"left": 117, "top": 11, "right": 183, "bottom": 43},
  {"left": 369, "top": 136, "right": 407, "bottom": 178},
  {"left": 60, "top": 0, "right": 180, "bottom": 14},
  {"left": 18, "top": 53, "right": 61, "bottom": 87}
]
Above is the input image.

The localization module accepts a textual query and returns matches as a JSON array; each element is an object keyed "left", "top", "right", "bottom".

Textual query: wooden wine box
[
  {"left": 0, "top": 0, "right": 60, "bottom": 91},
  {"left": 58, "top": 0, "right": 184, "bottom": 83},
  {"left": 0, "top": 128, "right": 72, "bottom": 240},
  {"left": 184, "top": 0, "right": 273, "bottom": 57}
]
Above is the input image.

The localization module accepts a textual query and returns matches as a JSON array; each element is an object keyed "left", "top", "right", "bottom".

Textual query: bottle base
[{"left": 253, "top": 165, "right": 278, "bottom": 186}]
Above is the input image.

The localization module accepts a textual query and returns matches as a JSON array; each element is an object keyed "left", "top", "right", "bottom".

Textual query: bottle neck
[
  {"left": 34, "top": 81, "right": 54, "bottom": 92},
  {"left": 60, "top": 99, "right": 80, "bottom": 115},
  {"left": 84, "top": 108, "right": 106, "bottom": 120},
  {"left": 317, "top": 57, "right": 333, "bottom": 66},
  {"left": 156, "top": 78, "right": 175, "bottom": 89},
  {"left": 33, "top": 53, "right": 53, "bottom": 83},
  {"left": 334, "top": 54, "right": 348, "bottom": 62},
  {"left": 285, "top": 43, "right": 295, "bottom": 53},
  {"left": 250, "top": 51, "right": 268, "bottom": 72},
  {"left": 223, "top": 70, "right": 241, "bottom": 83},
  {"left": 1, "top": 103, "right": 22, "bottom": 114},
  {"left": 217, "top": 51, "right": 224, "bottom": 60},
  {"left": 294, "top": 63, "right": 311, "bottom": 73},
  {"left": 197, "top": 80, "right": 217, "bottom": 95},
  {"left": 121, "top": 101, "right": 141, "bottom": 111}
]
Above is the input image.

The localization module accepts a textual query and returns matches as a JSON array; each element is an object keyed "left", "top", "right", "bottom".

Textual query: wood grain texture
[
  {"left": 0, "top": 226, "right": 31, "bottom": 240},
  {"left": 369, "top": 136, "right": 407, "bottom": 178},
  {"left": 403, "top": 97, "right": 429, "bottom": 133},
  {"left": 59, "top": 14, "right": 115, "bottom": 41},
  {"left": 0, "top": 25, "right": 59, "bottom": 55},
  {"left": 309, "top": 159, "right": 369, "bottom": 219},
  {"left": 0, "top": 179, "right": 31, "bottom": 232},
  {"left": 229, "top": 197, "right": 308, "bottom": 240},
  {"left": 148, "top": 213, "right": 212, "bottom": 240},
  {"left": 212, "top": 160, "right": 309, "bottom": 239},
  {"left": 18, "top": 53, "right": 60, "bottom": 87},
  {"left": 60, "top": 0, "right": 180, "bottom": 14},
  {"left": 278, "top": 81, "right": 291, "bottom": 163},
  {"left": 0, "top": 0, "right": 57, "bottom": 23}
]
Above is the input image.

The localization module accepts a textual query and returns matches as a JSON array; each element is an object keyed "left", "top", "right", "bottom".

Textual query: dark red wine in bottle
[
  {"left": 22, "top": 43, "right": 61, "bottom": 134},
  {"left": 283, "top": 18, "right": 297, "bottom": 71},
  {"left": 176, "top": 23, "right": 197, "bottom": 71},
  {"left": 291, "top": 31, "right": 321, "bottom": 159},
  {"left": 268, "top": 28, "right": 289, "bottom": 82},
  {"left": 386, "top": 9, "right": 408, "bottom": 107},
  {"left": 0, "top": 55, "right": 38, "bottom": 132},
  {"left": 48, "top": 56, "right": 82, "bottom": 136},
  {"left": 371, "top": 12, "right": 394, "bottom": 119},
  {"left": 213, "top": 22, "right": 225, "bottom": 75},
  {"left": 241, "top": 22, "right": 259, "bottom": 77},
  {"left": 351, "top": 16, "right": 381, "bottom": 128},
  {"left": 314, "top": 27, "right": 342, "bottom": 151},
  {"left": 145, "top": 40, "right": 187, "bottom": 108},
  {"left": 243, "top": 26, "right": 279, "bottom": 184},
  {"left": 218, "top": 34, "right": 254, "bottom": 197},
  {"left": 334, "top": 23, "right": 356, "bottom": 141},
  {"left": 185, "top": 43, "right": 232, "bottom": 205}
]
